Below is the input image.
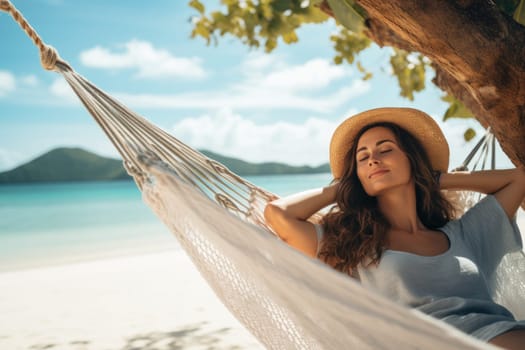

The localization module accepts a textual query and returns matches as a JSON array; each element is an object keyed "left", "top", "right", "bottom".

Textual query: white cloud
[
  {"left": 9, "top": 52, "right": 368, "bottom": 116},
  {"left": 0, "top": 71, "right": 16, "bottom": 97},
  {"left": 79, "top": 40, "right": 206, "bottom": 79},
  {"left": 237, "top": 53, "right": 353, "bottom": 93},
  {"left": 20, "top": 75, "right": 39, "bottom": 87},
  {"left": 112, "top": 54, "right": 369, "bottom": 111},
  {"left": 115, "top": 78, "right": 368, "bottom": 112},
  {"left": 242, "top": 58, "right": 349, "bottom": 92},
  {"left": 172, "top": 108, "right": 345, "bottom": 166},
  {"left": 241, "top": 53, "right": 282, "bottom": 72},
  {"left": 18, "top": 52, "right": 368, "bottom": 112},
  {"left": 49, "top": 78, "right": 77, "bottom": 101}
]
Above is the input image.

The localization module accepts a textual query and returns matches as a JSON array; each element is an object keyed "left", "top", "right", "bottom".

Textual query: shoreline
[
  {"left": 3, "top": 211, "right": 523, "bottom": 275},
  {"left": 0, "top": 242, "right": 177, "bottom": 274}
]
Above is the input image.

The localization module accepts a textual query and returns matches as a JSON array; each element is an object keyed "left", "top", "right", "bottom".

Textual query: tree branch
[{"left": 355, "top": 0, "right": 525, "bottom": 166}]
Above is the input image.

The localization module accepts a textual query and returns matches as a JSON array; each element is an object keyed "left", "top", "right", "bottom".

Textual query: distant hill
[
  {"left": 200, "top": 150, "right": 330, "bottom": 176},
  {"left": 0, "top": 147, "right": 330, "bottom": 184},
  {"left": 0, "top": 148, "right": 129, "bottom": 184}
]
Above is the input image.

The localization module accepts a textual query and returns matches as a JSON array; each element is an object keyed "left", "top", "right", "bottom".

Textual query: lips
[{"left": 368, "top": 169, "right": 389, "bottom": 179}]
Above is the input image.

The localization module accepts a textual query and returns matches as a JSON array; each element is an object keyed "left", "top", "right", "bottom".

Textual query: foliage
[
  {"left": 330, "top": 27, "right": 371, "bottom": 79},
  {"left": 189, "top": 1, "right": 430, "bottom": 101},
  {"left": 441, "top": 94, "right": 473, "bottom": 121},
  {"left": 389, "top": 49, "right": 427, "bottom": 101},
  {"left": 325, "top": 0, "right": 366, "bottom": 33},
  {"left": 441, "top": 94, "right": 476, "bottom": 141},
  {"left": 463, "top": 128, "right": 476, "bottom": 142},
  {"left": 188, "top": 1, "right": 524, "bottom": 135},
  {"left": 189, "top": 0, "right": 329, "bottom": 52},
  {"left": 513, "top": 0, "right": 525, "bottom": 25},
  {"left": 496, "top": 0, "right": 525, "bottom": 25}
]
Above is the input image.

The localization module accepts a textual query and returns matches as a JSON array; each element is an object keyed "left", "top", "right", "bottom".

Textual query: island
[{"left": 0, "top": 147, "right": 330, "bottom": 184}]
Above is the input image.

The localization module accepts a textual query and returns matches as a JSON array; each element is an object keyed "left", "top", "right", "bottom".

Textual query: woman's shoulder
[
  {"left": 442, "top": 194, "right": 523, "bottom": 255},
  {"left": 442, "top": 194, "right": 502, "bottom": 228}
]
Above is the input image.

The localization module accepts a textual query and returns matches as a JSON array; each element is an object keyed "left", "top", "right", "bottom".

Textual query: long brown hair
[{"left": 317, "top": 122, "right": 454, "bottom": 275}]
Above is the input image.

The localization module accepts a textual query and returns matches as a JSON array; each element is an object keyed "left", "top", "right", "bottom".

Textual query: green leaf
[
  {"left": 441, "top": 94, "right": 474, "bottom": 121},
  {"left": 326, "top": 0, "right": 366, "bottom": 33},
  {"left": 514, "top": 0, "right": 525, "bottom": 25},
  {"left": 189, "top": 0, "right": 205, "bottom": 14},
  {"left": 389, "top": 49, "right": 427, "bottom": 100},
  {"left": 265, "top": 37, "right": 277, "bottom": 52},
  {"left": 282, "top": 30, "right": 298, "bottom": 44},
  {"left": 357, "top": 61, "right": 373, "bottom": 80},
  {"left": 330, "top": 27, "right": 371, "bottom": 66},
  {"left": 464, "top": 128, "right": 476, "bottom": 142},
  {"left": 333, "top": 55, "right": 343, "bottom": 65}
]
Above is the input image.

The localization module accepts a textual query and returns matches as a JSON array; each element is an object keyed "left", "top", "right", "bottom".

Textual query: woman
[{"left": 264, "top": 108, "right": 525, "bottom": 349}]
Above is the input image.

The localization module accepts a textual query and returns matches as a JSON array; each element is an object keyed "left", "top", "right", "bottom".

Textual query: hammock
[{"left": 3, "top": 2, "right": 524, "bottom": 349}]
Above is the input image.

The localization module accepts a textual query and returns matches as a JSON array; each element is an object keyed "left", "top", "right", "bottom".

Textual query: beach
[
  {"left": 0, "top": 249, "right": 264, "bottom": 350},
  {"left": 1, "top": 176, "right": 524, "bottom": 350},
  {"left": 0, "top": 176, "right": 332, "bottom": 350}
]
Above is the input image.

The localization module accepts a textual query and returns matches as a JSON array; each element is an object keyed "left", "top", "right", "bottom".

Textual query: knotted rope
[{"left": 0, "top": 0, "right": 69, "bottom": 71}]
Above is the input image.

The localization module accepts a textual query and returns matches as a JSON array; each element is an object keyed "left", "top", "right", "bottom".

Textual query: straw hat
[{"left": 330, "top": 107, "right": 449, "bottom": 179}]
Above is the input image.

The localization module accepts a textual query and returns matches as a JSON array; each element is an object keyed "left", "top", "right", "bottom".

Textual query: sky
[{"left": 0, "top": 0, "right": 509, "bottom": 172}]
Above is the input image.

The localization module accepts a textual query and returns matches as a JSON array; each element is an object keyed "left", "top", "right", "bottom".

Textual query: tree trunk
[{"left": 356, "top": 0, "right": 525, "bottom": 167}]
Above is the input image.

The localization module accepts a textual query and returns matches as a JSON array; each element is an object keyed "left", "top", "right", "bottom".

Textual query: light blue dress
[{"left": 315, "top": 195, "right": 525, "bottom": 341}]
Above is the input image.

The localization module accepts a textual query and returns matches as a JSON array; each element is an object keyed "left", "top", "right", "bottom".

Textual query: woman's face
[{"left": 355, "top": 126, "right": 412, "bottom": 196}]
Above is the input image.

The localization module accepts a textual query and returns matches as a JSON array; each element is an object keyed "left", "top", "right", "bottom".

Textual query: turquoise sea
[
  {"left": 3, "top": 173, "right": 524, "bottom": 272},
  {"left": 0, "top": 173, "right": 333, "bottom": 272}
]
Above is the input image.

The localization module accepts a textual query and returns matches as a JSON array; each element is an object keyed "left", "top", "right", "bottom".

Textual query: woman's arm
[
  {"left": 440, "top": 168, "right": 525, "bottom": 218},
  {"left": 264, "top": 182, "right": 339, "bottom": 257}
]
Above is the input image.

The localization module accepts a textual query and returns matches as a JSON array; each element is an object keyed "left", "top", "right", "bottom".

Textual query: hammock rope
[
  {"left": 3, "top": 2, "right": 524, "bottom": 349},
  {"left": 0, "top": 0, "right": 66, "bottom": 71}
]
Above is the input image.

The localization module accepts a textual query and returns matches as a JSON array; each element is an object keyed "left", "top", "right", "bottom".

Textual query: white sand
[
  {"left": 0, "top": 250, "right": 264, "bottom": 350},
  {"left": 2, "top": 214, "right": 523, "bottom": 350}
]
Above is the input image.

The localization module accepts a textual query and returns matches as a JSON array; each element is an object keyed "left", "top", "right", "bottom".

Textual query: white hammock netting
[
  {"left": 59, "top": 61, "right": 525, "bottom": 349},
  {"left": 3, "top": 2, "right": 524, "bottom": 348}
]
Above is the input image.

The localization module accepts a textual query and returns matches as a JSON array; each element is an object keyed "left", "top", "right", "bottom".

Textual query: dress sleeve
[{"left": 456, "top": 194, "right": 523, "bottom": 276}]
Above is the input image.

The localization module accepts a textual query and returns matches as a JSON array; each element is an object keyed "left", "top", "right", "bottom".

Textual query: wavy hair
[{"left": 317, "top": 122, "right": 454, "bottom": 275}]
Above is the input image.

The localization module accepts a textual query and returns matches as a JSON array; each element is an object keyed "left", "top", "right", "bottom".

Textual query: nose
[{"left": 368, "top": 153, "right": 380, "bottom": 166}]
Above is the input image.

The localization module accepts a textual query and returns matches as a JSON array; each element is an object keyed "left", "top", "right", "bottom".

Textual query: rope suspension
[{"left": 0, "top": 0, "right": 70, "bottom": 71}]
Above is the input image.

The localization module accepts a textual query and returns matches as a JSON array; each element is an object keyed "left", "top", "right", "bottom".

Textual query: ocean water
[
  {"left": 0, "top": 173, "right": 333, "bottom": 271},
  {"left": 2, "top": 173, "right": 524, "bottom": 272}
]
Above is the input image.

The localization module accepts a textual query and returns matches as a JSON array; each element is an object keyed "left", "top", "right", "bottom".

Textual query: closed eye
[{"left": 358, "top": 149, "right": 391, "bottom": 162}]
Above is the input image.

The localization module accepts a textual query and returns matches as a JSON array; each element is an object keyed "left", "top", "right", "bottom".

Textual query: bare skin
[
  {"left": 265, "top": 126, "right": 525, "bottom": 348},
  {"left": 358, "top": 127, "right": 525, "bottom": 349},
  {"left": 488, "top": 328, "right": 525, "bottom": 349},
  {"left": 355, "top": 127, "right": 449, "bottom": 256}
]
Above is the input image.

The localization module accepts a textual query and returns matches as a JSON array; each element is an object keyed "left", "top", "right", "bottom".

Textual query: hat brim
[{"left": 330, "top": 107, "right": 449, "bottom": 179}]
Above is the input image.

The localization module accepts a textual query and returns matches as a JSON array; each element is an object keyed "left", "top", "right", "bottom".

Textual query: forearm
[
  {"left": 440, "top": 168, "right": 525, "bottom": 218},
  {"left": 268, "top": 182, "right": 339, "bottom": 221},
  {"left": 440, "top": 168, "right": 524, "bottom": 194}
]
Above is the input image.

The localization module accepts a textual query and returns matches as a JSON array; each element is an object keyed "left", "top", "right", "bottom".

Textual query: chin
[
  {"left": 363, "top": 187, "right": 381, "bottom": 197},
  {"left": 363, "top": 183, "right": 395, "bottom": 197}
]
